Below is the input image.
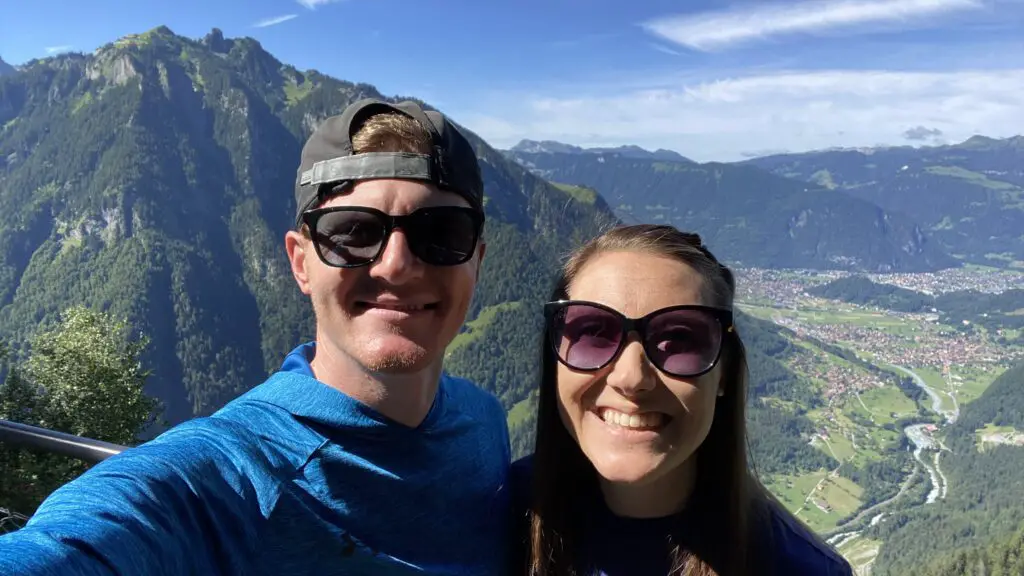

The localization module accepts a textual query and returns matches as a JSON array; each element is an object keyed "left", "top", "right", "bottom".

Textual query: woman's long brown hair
[{"left": 526, "top": 224, "right": 774, "bottom": 576}]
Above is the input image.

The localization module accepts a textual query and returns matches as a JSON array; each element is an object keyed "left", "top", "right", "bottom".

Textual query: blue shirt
[
  {"left": 0, "top": 343, "right": 512, "bottom": 575},
  {"left": 510, "top": 456, "right": 853, "bottom": 576}
]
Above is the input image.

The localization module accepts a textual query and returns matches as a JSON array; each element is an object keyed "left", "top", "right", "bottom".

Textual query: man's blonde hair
[{"left": 352, "top": 113, "right": 433, "bottom": 155}]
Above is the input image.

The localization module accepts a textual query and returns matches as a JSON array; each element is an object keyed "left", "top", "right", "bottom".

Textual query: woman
[{"left": 511, "top": 224, "right": 853, "bottom": 576}]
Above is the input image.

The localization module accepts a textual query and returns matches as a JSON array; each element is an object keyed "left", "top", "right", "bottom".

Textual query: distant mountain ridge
[
  {"left": 509, "top": 139, "right": 692, "bottom": 162},
  {"left": 0, "top": 57, "right": 14, "bottom": 77},
  {"left": 507, "top": 149, "right": 959, "bottom": 272},
  {"left": 760, "top": 134, "right": 1024, "bottom": 157},
  {"left": 743, "top": 136, "right": 1024, "bottom": 268}
]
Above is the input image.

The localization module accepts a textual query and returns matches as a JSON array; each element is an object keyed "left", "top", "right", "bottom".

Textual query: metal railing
[
  {"left": 0, "top": 507, "right": 28, "bottom": 535},
  {"left": 0, "top": 419, "right": 127, "bottom": 464}
]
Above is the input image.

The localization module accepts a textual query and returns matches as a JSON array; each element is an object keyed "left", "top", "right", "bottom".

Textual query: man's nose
[{"left": 369, "top": 229, "right": 425, "bottom": 285}]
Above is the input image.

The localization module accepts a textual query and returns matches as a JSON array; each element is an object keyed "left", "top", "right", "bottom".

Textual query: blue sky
[{"left": 2, "top": 0, "right": 1023, "bottom": 161}]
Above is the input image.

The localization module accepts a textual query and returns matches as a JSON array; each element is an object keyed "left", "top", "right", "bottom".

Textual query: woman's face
[{"left": 556, "top": 250, "right": 726, "bottom": 493}]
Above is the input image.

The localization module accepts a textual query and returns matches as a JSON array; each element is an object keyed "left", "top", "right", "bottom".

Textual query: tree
[
  {"left": 24, "top": 306, "right": 160, "bottom": 444},
  {"left": 0, "top": 306, "right": 161, "bottom": 515}
]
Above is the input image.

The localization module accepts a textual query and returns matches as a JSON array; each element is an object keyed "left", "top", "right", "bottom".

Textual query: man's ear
[{"left": 285, "top": 230, "right": 313, "bottom": 296}]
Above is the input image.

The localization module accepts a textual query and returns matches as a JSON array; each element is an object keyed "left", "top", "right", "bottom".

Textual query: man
[{"left": 0, "top": 98, "right": 511, "bottom": 575}]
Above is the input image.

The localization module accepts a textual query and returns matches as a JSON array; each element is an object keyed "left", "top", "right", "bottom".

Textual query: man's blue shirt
[{"left": 0, "top": 343, "right": 512, "bottom": 575}]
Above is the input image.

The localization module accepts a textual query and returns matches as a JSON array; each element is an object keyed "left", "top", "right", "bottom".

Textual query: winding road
[{"left": 796, "top": 436, "right": 843, "bottom": 518}]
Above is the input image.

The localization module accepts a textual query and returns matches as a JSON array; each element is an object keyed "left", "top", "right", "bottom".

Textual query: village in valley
[
  {"left": 734, "top": 266, "right": 1023, "bottom": 403},
  {"left": 728, "top": 265, "right": 1024, "bottom": 571}
]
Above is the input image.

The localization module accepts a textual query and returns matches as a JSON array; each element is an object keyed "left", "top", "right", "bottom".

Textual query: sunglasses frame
[
  {"left": 301, "top": 205, "right": 484, "bottom": 269},
  {"left": 543, "top": 299, "right": 735, "bottom": 378}
]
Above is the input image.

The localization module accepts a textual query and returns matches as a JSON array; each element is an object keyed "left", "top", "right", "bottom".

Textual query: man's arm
[{"left": 0, "top": 419, "right": 266, "bottom": 575}]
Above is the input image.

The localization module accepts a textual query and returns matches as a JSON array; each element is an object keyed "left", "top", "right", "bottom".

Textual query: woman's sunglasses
[
  {"left": 544, "top": 300, "right": 734, "bottom": 378},
  {"left": 301, "top": 205, "right": 484, "bottom": 268}
]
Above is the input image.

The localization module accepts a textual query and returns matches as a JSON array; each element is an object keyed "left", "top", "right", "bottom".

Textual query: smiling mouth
[
  {"left": 355, "top": 301, "right": 440, "bottom": 313},
  {"left": 597, "top": 408, "right": 672, "bottom": 431}
]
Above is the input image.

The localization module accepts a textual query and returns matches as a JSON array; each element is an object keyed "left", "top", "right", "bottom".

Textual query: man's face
[{"left": 285, "top": 179, "right": 485, "bottom": 374}]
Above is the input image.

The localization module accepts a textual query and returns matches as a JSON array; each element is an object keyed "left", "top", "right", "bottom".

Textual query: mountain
[
  {"left": 505, "top": 149, "right": 959, "bottom": 272},
  {"left": 743, "top": 137, "right": 1024, "bottom": 268},
  {"left": 0, "top": 57, "right": 14, "bottom": 77},
  {"left": 909, "top": 526, "right": 1024, "bottom": 576},
  {"left": 0, "top": 26, "right": 617, "bottom": 428},
  {"left": 868, "top": 361, "right": 1024, "bottom": 575},
  {"left": 510, "top": 139, "right": 691, "bottom": 162},
  {"left": 0, "top": 27, "right": 841, "bottom": 496}
]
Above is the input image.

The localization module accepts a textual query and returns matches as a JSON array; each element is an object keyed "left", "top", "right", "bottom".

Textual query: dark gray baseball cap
[{"left": 293, "top": 98, "right": 484, "bottom": 227}]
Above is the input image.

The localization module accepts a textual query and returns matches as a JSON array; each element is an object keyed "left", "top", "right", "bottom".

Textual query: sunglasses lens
[
  {"left": 407, "top": 208, "right": 481, "bottom": 266},
  {"left": 550, "top": 304, "right": 623, "bottom": 370},
  {"left": 645, "top": 309, "right": 723, "bottom": 376},
  {"left": 312, "top": 210, "right": 387, "bottom": 267}
]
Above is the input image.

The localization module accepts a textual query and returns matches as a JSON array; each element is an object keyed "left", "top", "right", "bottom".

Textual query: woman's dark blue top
[{"left": 510, "top": 456, "right": 854, "bottom": 576}]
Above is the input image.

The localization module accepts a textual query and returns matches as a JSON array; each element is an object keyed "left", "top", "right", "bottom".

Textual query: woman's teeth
[{"left": 599, "top": 408, "right": 666, "bottom": 429}]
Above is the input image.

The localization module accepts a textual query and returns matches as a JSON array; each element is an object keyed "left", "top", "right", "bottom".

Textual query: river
[
  {"left": 896, "top": 364, "right": 953, "bottom": 505},
  {"left": 892, "top": 365, "right": 959, "bottom": 424},
  {"left": 905, "top": 423, "right": 944, "bottom": 504},
  {"left": 831, "top": 365, "right": 954, "bottom": 574}
]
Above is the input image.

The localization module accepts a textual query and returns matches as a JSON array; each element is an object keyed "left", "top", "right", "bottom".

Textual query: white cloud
[
  {"left": 45, "top": 45, "right": 73, "bottom": 54},
  {"left": 459, "top": 68, "right": 1024, "bottom": 162},
  {"left": 254, "top": 14, "right": 298, "bottom": 28},
  {"left": 650, "top": 43, "right": 683, "bottom": 56},
  {"left": 296, "top": 0, "right": 341, "bottom": 9},
  {"left": 643, "top": 0, "right": 983, "bottom": 51}
]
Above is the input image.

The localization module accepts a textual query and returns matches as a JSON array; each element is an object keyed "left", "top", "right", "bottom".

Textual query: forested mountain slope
[{"left": 745, "top": 138, "right": 1024, "bottom": 268}]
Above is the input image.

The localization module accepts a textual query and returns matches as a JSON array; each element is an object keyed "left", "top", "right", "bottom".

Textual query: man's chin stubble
[{"left": 358, "top": 342, "right": 436, "bottom": 374}]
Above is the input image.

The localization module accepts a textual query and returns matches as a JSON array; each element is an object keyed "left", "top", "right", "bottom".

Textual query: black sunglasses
[
  {"left": 301, "top": 206, "right": 484, "bottom": 268},
  {"left": 544, "top": 300, "right": 734, "bottom": 378}
]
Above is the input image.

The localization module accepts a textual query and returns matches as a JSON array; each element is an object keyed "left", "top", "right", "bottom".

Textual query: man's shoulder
[
  {"left": 130, "top": 412, "right": 299, "bottom": 477},
  {"left": 112, "top": 383, "right": 324, "bottom": 488},
  {"left": 762, "top": 497, "right": 854, "bottom": 575}
]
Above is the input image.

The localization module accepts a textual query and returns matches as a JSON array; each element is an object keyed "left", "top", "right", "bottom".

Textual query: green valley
[{"left": 731, "top": 266, "right": 1024, "bottom": 573}]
